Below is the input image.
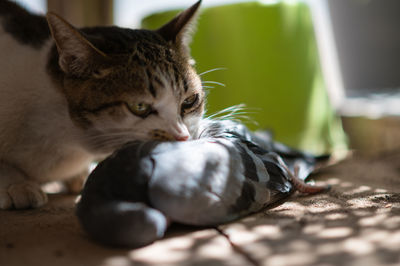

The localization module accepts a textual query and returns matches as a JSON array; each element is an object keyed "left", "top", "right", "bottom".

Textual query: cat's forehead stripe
[
  {"left": 145, "top": 68, "right": 157, "bottom": 98},
  {"left": 183, "top": 80, "right": 189, "bottom": 93},
  {"left": 148, "top": 83, "right": 156, "bottom": 98},
  {"left": 73, "top": 26, "right": 195, "bottom": 101},
  {"left": 153, "top": 75, "right": 163, "bottom": 87}
]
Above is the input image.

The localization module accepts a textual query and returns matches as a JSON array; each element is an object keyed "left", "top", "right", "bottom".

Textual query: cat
[{"left": 0, "top": 0, "right": 204, "bottom": 209}]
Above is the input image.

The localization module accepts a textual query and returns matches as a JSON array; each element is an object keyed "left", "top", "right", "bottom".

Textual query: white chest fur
[{"left": 0, "top": 26, "right": 95, "bottom": 183}]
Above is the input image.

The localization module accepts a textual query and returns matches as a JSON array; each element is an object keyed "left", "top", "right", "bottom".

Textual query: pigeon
[{"left": 76, "top": 120, "right": 329, "bottom": 247}]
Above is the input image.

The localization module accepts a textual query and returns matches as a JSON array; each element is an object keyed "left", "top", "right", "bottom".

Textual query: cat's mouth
[{"left": 149, "top": 130, "right": 177, "bottom": 141}]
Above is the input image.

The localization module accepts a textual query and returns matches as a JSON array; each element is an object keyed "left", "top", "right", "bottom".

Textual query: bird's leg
[{"left": 280, "top": 160, "right": 330, "bottom": 194}]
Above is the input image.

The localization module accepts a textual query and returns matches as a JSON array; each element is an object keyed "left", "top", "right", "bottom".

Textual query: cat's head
[{"left": 46, "top": 1, "right": 204, "bottom": 153}]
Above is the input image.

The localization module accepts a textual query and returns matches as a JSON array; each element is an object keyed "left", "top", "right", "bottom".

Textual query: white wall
[
  {"left": 113, "top": 0, "right": 285, "bottom": 28},
  {"left": 13, "top": 0, "right": 46, "bottom": 14}
]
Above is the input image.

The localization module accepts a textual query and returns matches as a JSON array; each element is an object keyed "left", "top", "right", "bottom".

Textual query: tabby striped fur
[{"left": 0, "top": 0, "right": 204, "bottom": 209}]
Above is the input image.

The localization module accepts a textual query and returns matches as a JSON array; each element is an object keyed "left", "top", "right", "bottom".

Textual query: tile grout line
[{"left": 214, "top": 227, "right": 260, "bottom": 266}]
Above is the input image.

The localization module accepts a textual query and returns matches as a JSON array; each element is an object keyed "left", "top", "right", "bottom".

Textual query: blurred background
[{"left": 14, "top": 0, "right": 400, "bottom": 155}]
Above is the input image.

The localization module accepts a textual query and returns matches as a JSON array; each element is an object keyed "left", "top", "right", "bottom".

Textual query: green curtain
[{"left": 142, "top": 1, "right": 347, "bottom": 154}]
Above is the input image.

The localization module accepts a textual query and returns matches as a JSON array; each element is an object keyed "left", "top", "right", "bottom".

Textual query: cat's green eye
[
  {"left": 182, "top": 94, "right": 199, "bottom": 110},
  {"left": 128, "top": 102, "right": 152, "bottom": 117}
]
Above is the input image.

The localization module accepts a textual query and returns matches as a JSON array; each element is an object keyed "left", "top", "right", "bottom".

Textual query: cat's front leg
[
  {"left": 64, "top": 170, "right": 89, "bottom": 194},
  {"left": 0, "top": 162, "right": 47, "bottom": 209}
]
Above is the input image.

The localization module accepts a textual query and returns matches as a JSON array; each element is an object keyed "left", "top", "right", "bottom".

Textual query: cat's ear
[
  {"left": 156, "top": 1, "right": 201, "bottom": 52},
  {"left": 46, "top": 12, "right": 107, "bottom": 76}
]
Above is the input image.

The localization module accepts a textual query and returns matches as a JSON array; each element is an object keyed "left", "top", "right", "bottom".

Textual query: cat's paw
[
  {"left": 64, "top": 172, "right": 88, "bottom": 194},
  {"left": 0, "top": 190, "right": 13, "bottom": 209},
  {"left": 0, "top": 181, "right": 48, "bottom": 209}
]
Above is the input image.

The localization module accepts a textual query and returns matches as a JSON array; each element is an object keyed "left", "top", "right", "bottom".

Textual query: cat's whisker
[
  {"left": 197, "top": 127, "right": 209, "bottom": 139},
  {"left": 201, "top": 81, "right": 226, "bottom": 87},
  {"left": 204, "top": 104, "right": 259, "bottom": 125},
  {"left": 226, "top": 115, "right": 258, "bottom": 125},
  {"left": 202, "top": 85, "right": 215, "bottom": 89},
  {"left": 87, "top": 135, "right": 147, "bottom": 146},
  {"left": 206, "top": 104, "right": 248, "bottom": 120},
  {"left": 215, "top": 111, "right": 257, "bottom": 120},
  {"left": 87, "top": 137, "right": 127, "bottom": 147},
  {"left": 84, "top": 132, "right": 132, "bottom": 142},
  {"left": 89, "top": 139, "right": 134, "bottom": 152},
  {"left": 199, "top": 67, "right": 227, "bottom": 76},
  {"left": 84, "top": 131, "right": 150, "bottom": 151}
]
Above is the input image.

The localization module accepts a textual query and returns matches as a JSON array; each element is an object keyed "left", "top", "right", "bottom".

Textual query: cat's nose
[
  {"left": 172, "top": 122, "right": 190, "bottom": 141},
  {"left": 175, "top": 134, "right": 189, "bottom": 141}
]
